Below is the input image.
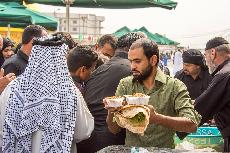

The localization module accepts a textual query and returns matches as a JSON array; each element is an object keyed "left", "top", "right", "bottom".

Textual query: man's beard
[
  {"left": 183, "top": 70, "right": 190, "bottom": 75},
  {"left": 132, "top": 64, "right": 153, "bottom": 83},
  {"left": 208, "top": 60, "right": 218, "bottom": 74}
]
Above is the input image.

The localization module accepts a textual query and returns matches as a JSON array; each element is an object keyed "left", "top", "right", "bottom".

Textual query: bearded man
[
  {"left": 175, "top": 49, "right": 212, "bottom": 99},
  {"left": 193, "top": 37, "right": 230, "bottom": 152},
  {"left": 106, "top": 38, "right": 201, "bottom": 148}
]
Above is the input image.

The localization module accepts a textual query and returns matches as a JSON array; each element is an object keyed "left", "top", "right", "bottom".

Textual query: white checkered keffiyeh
[{"left": 3, "top": 43, "right": 78, "bottom": 153}]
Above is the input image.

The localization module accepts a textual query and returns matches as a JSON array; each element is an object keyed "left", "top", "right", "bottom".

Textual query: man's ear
[
  {"left": 150, "top": 55, "right": 158, "bottom": 66},
  {"left": 76, "top": 66, "right": 85, "bottom": 78},
  {"left": 211, "top": 49, "right": 217, "bottom": 60},
  {"left": 95, "top": 43, "right": 99, "bottom": 51},
  {"left": 80, "top": 66, "right": 87, "bottom": 73}
]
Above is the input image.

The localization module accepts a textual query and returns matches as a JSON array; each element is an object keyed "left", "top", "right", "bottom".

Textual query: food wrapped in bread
[
  {"left": 124, "top": 93, "right": 150, "bottom": 105},
  {"left": 113, "top": 105, "right": 150, "bottom": 135}
]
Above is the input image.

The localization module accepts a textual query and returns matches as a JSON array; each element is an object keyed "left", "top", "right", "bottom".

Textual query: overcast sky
[{"left": 40, "top": 0, "right": 230, "bottom": 49}]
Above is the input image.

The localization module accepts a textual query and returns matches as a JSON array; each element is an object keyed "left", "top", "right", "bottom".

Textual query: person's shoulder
[
  {"left": 202, "top": 69, "right": 212, "bottom": 78},
  {"left": 165, "top": 74, "right": 186, "bottom": 88},
  {"left": 2, "top": 54, "right": 18, "bottom": 67},
  {"left": 119, "top": 76, "right": 133, "bottom": 84},
  {"left": 218, "top": 61, "right": 230, "bottom": 75},
  {"left": 110, "top": 58, "right": 130, "bottom": 68},
  {"left": 95, "top": 59, "right": 130, "bottom": 76},
  {"left": 116, "top": 76, "right": 133, "bottom": 91},
  {"left": 90, "top": 63, "right": 110, "bottom": 76},
  {"left": 2, "top": 54, "right": 19, "bottom": 71}
]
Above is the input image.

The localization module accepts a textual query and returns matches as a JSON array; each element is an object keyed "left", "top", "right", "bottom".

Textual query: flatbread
[{"left": 113, "top": 105, "right": 150, "bottom": 135}]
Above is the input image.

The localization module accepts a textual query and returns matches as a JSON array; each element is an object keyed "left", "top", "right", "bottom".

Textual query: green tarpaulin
[
  {"left": 113, "top": 26, "right": 179, "bottom": 45},
  {"left": 0, "top": 2, "right": 58, "bottom": 31},
  {"left": 0, "top": 0, "right": 22, "bottom": 3},
  {"left": 24, "top": 0, "right": 177, "bottom": 10},
  {"left": 154, "top": 33, "right": 179, "bottom": 45},
  {"left": 113, "top": 26, "right": 131, "bottom": 37},
  {"left": 135, "top": 27, "right": 162, "bottom": 44}
]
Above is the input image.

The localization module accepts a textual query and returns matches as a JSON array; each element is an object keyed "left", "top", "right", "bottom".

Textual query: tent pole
[
  {"left": 66, "top": 3, "right": 70, "bottom": 32},
  {"left": 63, "top": 0, "right": 74, "bottom": 33},
  {"left": 7, "top": 24, "right": 11, "bottom": 38}
]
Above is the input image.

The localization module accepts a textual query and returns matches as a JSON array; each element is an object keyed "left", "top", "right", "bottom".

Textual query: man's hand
[
  {"left": 103, "top": 97, "right": 122, "bottom": 134},
  {"left": 146, "top": 105, "right": 159, "bottom": 124},
  {"left": 0, "top": 68, "right": 16, "bottom": 93}
]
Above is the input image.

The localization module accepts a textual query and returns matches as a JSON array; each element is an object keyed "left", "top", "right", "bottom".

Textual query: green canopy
[
  {"left": 0, "top": 0, "right": 22, "bottom": 3},
  {"left": 136, "top": 27, "right": 162, "bottom": 44},
  {"left": 0, "top": 2, "right": 58, "bottom": 31},
  {"left": 113, "top": 26, "right": 179, "bottom": 45},
  {"left": 113, "top": 26, "right": 131, "bottom": 37},
  {"left": 154, "top": 33, "right": 179, "bottom": 45},
  {"left": 24, "top": 0, "right": 177, "bottom": 10},
  {"left": 113, "top": 26, "right": 162, "bottom": 44}
]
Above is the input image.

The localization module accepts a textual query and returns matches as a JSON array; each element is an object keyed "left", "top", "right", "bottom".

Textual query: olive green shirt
[{"left": 115, "top": 69, "right": 201, "bottom": 148}]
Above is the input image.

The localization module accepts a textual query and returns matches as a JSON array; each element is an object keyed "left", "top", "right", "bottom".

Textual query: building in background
[{"left": 46, "top": 12, "right": 105, "bottom": 45}]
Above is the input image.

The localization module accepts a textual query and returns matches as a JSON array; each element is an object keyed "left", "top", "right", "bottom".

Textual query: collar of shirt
[
  {"left": 131, "top": 68, "right": 166, "bottom": 95},
  {"left": 155, "top": 68, "right": 167, "bottom": 85},
  {"left": 212, "top": 59, "right": 230, "bottom": 76},
  {"left": 18, "top": 49, "right": 29, "bottom": 62}
]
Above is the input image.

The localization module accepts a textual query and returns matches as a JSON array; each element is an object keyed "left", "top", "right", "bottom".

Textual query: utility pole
[{"left": 62, "top": 0, "right": 74, "bottom": 32}]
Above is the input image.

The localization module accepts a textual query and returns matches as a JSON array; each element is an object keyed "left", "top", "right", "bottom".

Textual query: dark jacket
[
  {"left": 1, "top": 50, "right": 29, "bottom": 76},
  {"left": 84, "top": 49, "right": 131, "bottom": 131},
  {"left": 177, "top": 59, "right": 230, "bottom": 152},
  {"left": 195, "top": 59, "right": 230, "bottom": 137},
  {"left": 77, "top": 49, "right": 131, "bottom": 153},
  {"left": 175, "top": 68, "right": 212, "bottom": 99}
]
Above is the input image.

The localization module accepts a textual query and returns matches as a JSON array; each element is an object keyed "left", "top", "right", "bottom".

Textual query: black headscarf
[{"left": 182, "top": 49, "right": 207, "bottom": 69}]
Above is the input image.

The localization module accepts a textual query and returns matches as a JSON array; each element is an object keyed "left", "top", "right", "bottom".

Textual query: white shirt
[{"left": 173, "top": 51, "right": 183, "bottom": 75}]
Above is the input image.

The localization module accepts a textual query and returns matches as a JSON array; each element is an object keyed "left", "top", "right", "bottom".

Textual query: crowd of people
[{"left": 0, "top": 24, "right": 230, "bottom": 153}]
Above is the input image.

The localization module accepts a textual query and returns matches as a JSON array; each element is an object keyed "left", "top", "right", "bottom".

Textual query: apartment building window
[
  {"left": 72, "top": 27, "right": 77, "bottom": 31},
  {"left": 73, "top": 20, "right": 77, "bottom": 24}
]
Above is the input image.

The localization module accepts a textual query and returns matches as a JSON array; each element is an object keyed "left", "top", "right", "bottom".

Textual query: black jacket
[
  {"left": 175, "top": 68, "right": 212, "bottom": 99},
  {"left": 84, "top": 49, "right": 131, "bottom": 131},
  {"left": 1, "top": 50, "right": 29, "bottom": 76},
  {"left": 77, "top": 49, "right": 130, "bottom": 153},
  {"left": 177, "top": 59, "right": 230, "bottom": 141},
  {"left": 195, "top": 59, "right": 230, "bottom": 138}
]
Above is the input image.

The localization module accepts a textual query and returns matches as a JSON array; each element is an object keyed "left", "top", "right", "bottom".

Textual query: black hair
[
  {"left": 52, "top": 32, "right": 77, "bottom": 49},
  {"left": 22, "top": 25, "right": 46, "bottom": 44},
  {"left": 97, "top": 34, "right": 117, "bottom": 50},
  {"left": 67, "top": 45, "right": 98, "bottom": 73},
  {"left": 130, "top": 38, "right": 159, "bottom": 64},
  {"left": 117, "top": 32, "right": 147, "bottom": 49},
  {"left": 0, "top": 38, "right": 15, "bottom": 66},
  {"left": 95, "top": 57, "right": 104, "bottom": 69},
  {"left": 1, "top": 37, "right": 14, "bottom": 52}
]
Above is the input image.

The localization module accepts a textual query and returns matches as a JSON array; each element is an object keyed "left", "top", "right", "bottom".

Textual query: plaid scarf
[{"left": 3, "top": 42, "right": 78, "bottom": 153}]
